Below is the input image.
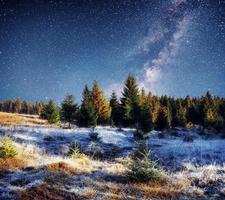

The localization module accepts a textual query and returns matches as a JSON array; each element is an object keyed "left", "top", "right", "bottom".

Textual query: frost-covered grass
[
  {"left": 148, "top": 129, "right": 225, "bottom": 170},
  {"left": 0, "top": 125, "right": 224, "bottom": 199}
]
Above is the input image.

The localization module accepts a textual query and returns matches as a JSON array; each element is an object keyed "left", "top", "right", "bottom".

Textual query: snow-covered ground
[
  {"left": 147, "top": 129, "right": 225, "bottom": 170},
  {"left": 0, "top": 125, "right": 224, "bottom": 199},
  {"left": 0, "top": 125, "right": 134, "bottom": 158}
]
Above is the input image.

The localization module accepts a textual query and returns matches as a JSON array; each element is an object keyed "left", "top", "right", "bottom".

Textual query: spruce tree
[
  {"left": 139, "top": 103, "right": 154, "bottom": 133},
  {"left": 156, "top": 107, "right": 171, "bottom": 130},
  {"left": 138, "top": 88, "right": 154, "bottom": 132},
  {"left": 149, "top": 95, "right": 160, "bottom": 123},
  {"left": 78, "top": 85, "right": 97, "bottom": 127},
  {"left": 139, "top": 88, "right": 147, "bottom": 107},
  {"left": 121, "top": 74, "right": 140, "bottom": 126},
  {"left": 174, "top": 100, "right": 187, "bottom": 127},
  {"left": 40, "top": 100, "right": 60, "bottom": 124},
  {"left": 91, "top": 80, "right": 111, "bottom": 124},
  {"left": 61, "top": 95, "right": 78, "bottom": 128},
  {"left": 110, "top": 91, "right": 121, "bottom": 126}
]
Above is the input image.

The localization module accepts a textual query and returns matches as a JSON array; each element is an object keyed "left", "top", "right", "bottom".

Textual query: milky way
[{"left": 0, "top": 0, "right": 225, "bottom": 103}]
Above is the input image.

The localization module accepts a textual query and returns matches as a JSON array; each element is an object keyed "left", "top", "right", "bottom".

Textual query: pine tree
[
  {"left": 40, "top": 100, "right": 60, "bottom": 124},
  {"left": 21, "top": 101, "right": 28, "bottom": 114},
  {"left": 35, "top": 102, "right": 44, "bottom": 115},
  {"left": 27, "top": 103, "right": 34, "bottom": 114},
  {"left": 91, "top": 80, "right": 111, "bottom": 124},
  {"left": 14, "top": 99, "right": 22, "bottom": 113},
  {"left": 150, "top": 95, "right": 160, "bottom": 123},
  {"left": 138, "top": 88, "right": 154, "bottom": 132},
  {"left": 203, "top": 107, "right": 216, "bottom": 127},
  {"left": 139, "top": 103, "right": 154, "bottom": 133},
  {"left": 139, "top": 88, "right": 147, "bottom": 107},
  {"left": 2, "top": 100, "right": 14, "bottom": 113},
  {"left": 156, "top": 107, "right": 171, "bottom": 130},
  {"left": 61, "top": 95, "right": 78, "bottom": 128},
  {"left": 184, "top": 95, "right": 191, "bottom": 109},
  {"left": 110, "top": 91, "right": 121, "bottom": 126},
  {"left": 121, "top": 74, "right": 140, "bottom": 126},
  {"left": 174, "top": 99, "right": 187, "bottom": 127},
  {"left": 201, "top": 91, "right": 217, "bottom": 128},
  {"left": 78, "top": 85, "right": 97, "bottom": 127}
]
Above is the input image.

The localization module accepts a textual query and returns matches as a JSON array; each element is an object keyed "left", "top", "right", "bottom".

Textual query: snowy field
[{"left": 0, "top": 125, "right": 224, "bottom": 199}]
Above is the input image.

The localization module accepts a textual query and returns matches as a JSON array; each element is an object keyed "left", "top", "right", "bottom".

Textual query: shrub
[
  {"left": 127, "top": 142, "right": 163, "bottom": 182},
  {"left": 0, "top": 137, "right": 18, "bottom": 158},
  {"left": 133, "top": 129, "right": 144, "bottom": 140},
  {"left": 69, "top": 140, "right": 86, "bottom": 159},
  {"left": 89, "top": 128, "right": 100, "bottom": 141},
  {"left": 43, "top": 135, "right": 55, "bottom": 142}
]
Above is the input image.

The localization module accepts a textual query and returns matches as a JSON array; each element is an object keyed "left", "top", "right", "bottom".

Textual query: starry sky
[{"left": 0, "top": 0, "right": 225, "bottom": 103}]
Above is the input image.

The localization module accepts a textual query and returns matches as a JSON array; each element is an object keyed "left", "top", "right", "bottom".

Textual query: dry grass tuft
[
  {"left": 0, "top": 112, "right": 47, "bottom": 126},
  {"left": 0, "top": 142, "right": 36, "bottom": 171},
  {"left": 129, "top": 180, "right": 182, "bottom": 199},
  {"left": 73, "top": 156, "right": 90, "bottom": 166},
  {"left": 0, "top": 155, "right": 29, "bottom": 171},
  {"left": 193, "top": 187, "right": 205, "bottom": 197},
  {"left": 104, "top": 193, "right": 123, "bottom": 200},
  {"left": 82, "top": 188, "right": 98, "bottom": 199},
  {"left": 47, "top": 161, "right": 83, "bottom": 175},
  {"left": 17, "top": 183, "right": 83, "bottom": 200}
]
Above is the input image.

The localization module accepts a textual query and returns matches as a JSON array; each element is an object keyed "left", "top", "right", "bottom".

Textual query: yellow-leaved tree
[{"left": 92, "top": 80, "right": 111, "bottom": 124}]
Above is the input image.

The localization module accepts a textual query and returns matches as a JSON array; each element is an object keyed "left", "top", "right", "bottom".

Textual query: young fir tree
[
  {"left": 156, "top": 106, "right": 171, "bottom": 130},
  {"left": 78, "top": 85, "right": 97, "bottom": 127},
  {"left": 110, "top": 91, "right": 121, "bottom": 126},
  {"left": 91, "top": 80, "right": 111, "bottom": 124},
  {"left": 61, "top": 95, "right": 78, "bottom": 128},
  {"left": 121, "top": 74, "right": 140, "bottom": 126},
  {"left": 40, "top": 100, "right": 60, "bottom": 124}
]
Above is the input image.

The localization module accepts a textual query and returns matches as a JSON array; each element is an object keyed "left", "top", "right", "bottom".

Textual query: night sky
[{"left": 0, "top": 0, "right": 225, "bottom": 103}]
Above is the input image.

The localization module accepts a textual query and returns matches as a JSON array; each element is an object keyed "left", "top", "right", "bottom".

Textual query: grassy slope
[
  {"left": 0, "top": 112, "right": 48, "bottom": 126},
  {"left": 0, "top": 112, "right": 224, "bottom": 199}
]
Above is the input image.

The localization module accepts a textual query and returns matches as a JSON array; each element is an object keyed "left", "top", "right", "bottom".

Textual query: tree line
[
  {"left": 0, "top": 99, "right": 44, "bottom": 115},
  {"left": 40, "top": 74, "right": 225, "bottom": 132}
]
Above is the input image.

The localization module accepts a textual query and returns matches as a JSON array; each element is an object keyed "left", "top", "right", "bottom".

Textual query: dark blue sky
[{"left": 0, "top": 0, "right": 225, "bottom": 103}]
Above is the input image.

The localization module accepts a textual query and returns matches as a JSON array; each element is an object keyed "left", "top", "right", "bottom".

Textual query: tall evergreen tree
[
  {"left": 174, "top": 99, "right": 187, "bottom": 127},
  {"left": 110, "top": 91, "right": 121, "bottom": 126},
  {"left": 91, "top": 80, "right": 111, "bottom": 124},
  {"left": 21, "top": 101, "right": 28, "bottom": 114},
  {"left": 121, "top": 74, "right": 140, "bottom": 126},
  {"left": 61, "top": 95, "right": 78, "bottom": 128},
  {"left": 35, "top": 102, "right": 44, "bottom": 115},
  {"left": 150, "top": 95, "right": 160, "bottom": 124},
  {"left": 156, "top": 107, "right": 171, "bottom": 130},
  {"left": 78, "top": 85, "right": 97, "bottom": 127},
  {"left": 137, "top": 88, "right": 154, "bottom": 132},
  {"left": 14, "top": 99, "right": 22, "bottom": 113},
  {"left": 139, "top": 88, "right": 147, "bottom": 106}
]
